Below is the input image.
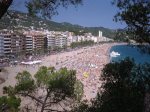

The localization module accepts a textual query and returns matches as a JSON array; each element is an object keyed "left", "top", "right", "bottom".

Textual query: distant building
[
  {"left": 77, "top": 36, "right": 85, "bottom": 42},
  {"left": 32, "top": 34, "right": 45, "bottom": 50},
  {"left": 11, "top": 33, "right": 25, "bottom": 56},
  {"left": 24, "top": 31, "right": 46, "bottom": 53},
  {"left": 0, "top": 32, "right": 26, "bottom": 57},
  {"left": 98, "top": 30, "right": 113, "bottom": 42},
  {"left": 72, "top": 36, "right": 78, "bottom": 43},
  {"left": 99, "top": 31, "right": 103, "bottom": 37},
  {"left": 91, "top": 36, "right": 98, "bottom": 43},
  {"left": 0, "top": 35, "right": 4, "bottom": 56},
  {"left": 67, "top": 36, "right": 73, "bottom": 46},
  {"left": 66, "top": 32, "right": 74, "bottom": 46},
  {"left": 46, "top": 31, "right": 68, "bottom": 49},
  {"left": 55, "top": 36, "right": 67, "bottom": 48},
  {"left": 25, "top": 35, "right": 33, "bottom": 52},
  {"left": 0, "top": 29, "right": 114, "bottom": 57},
  {"left": 2, "top": 34, "right": 12, "bottom": 55},
  {"left": 47, "top": 35, "right": 55, "bottom": 49}
]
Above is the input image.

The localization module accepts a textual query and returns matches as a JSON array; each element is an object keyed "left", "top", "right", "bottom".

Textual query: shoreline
[{"left": 0, "top": 43, "right": 123, "bottom": 100}]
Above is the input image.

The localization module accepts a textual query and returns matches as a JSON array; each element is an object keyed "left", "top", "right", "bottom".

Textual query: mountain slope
[{"left": 0, "top": 10, "right": 116, "bottom": 38}]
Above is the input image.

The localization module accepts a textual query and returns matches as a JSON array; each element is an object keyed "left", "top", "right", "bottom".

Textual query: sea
[{"left": 109, "top": 45, "right": 150, "bottom": 64}]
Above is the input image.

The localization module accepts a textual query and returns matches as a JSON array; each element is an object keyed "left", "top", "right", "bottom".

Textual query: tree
[
  {"left": 112, "top": 0, "right": 150, "bottom": 43},
  {"left": 75, "top": 58, "right": 150, "bottom": 112},
  {"left": 70, "top": 40, "right": 94, "bottom": 48},
  {"left": 0, "top": 0, "right": 82, "bottom": 19},
  {"left": 0, "top": 96, "right": 21, "bottom": 112},
  {"left": 0, "top": 0, "right": 13, "bottom": 19},
  {"left": 2, "top": 66, "right": 83, "bottom": 112}
]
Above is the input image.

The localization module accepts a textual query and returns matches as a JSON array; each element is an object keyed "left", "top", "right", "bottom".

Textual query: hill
[{"left": 0, "top": 10, "right": 117, "bottom": 38}]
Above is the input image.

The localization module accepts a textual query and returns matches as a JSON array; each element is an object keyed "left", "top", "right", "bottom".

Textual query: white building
[
  {"left": 47, "top": 35, "right": 55, "bottom": 49},
  {"left": 72, "top": 36, "right": 78, "bottom": 43},
  {"left": 99, "top": 31, "right": 103, "bottom": 37},
  {"left": 91, "top": 36, "right": 98, "bottom": 43},
  {"left": 77, "top": 36, "right": 85, "bottom": 42},
  {"left": 46, "top": 33, "right": 67, "bottom": 48},
  {"left": 98, "top": 30, "right": 113, "bottom": 42},
  {"left": 67, "top": 36, "right": 73, "bottom": 46},
  {"left": 55, "top": 36, "right": 67, "bottom": 48},
  {"left": 25, "top": 35, "right": 33, "bottom": 52}
]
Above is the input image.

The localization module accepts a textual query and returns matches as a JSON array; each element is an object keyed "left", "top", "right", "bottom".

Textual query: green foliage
[
  {"left": 74, "top": 80, "right": 84, "bottom": 101},
  {"left": 95, "top": 58, "right": 148, "bottom": 112},
  {"left": 15, "top": 71, "right": 36, "bottom": 93},
  {"left": 76, "top": 58, "right": 150, "bottom": 112},
  {"left": 71, "top": 40, "right": 94, "bottom": 48},
  {"left": 0, "top": 96, "right": 21, "bottom": 112},
  {"left": 113, "top": 0, "right": 150, "bottom": 43},
  {"left": 48, "top": 68, "right": 77, "bottom": 96},
  {"left": 72, "top": 102, "right": 89, "bottom": 112},
  {"left": 3, "top": 86, "right": 16, "bottom": 96},
  {"left": 35, "top": 66, "right": 50, "bottom": 86},
  {"left": 34, "top": 66, "right": 83, "bottom": 98},
  {"left": 0, "top": 0, "right": 13, "bottom": 19},
  {"left": 114, "top": 29, "right": 130, "bottom": 42},
  {"left": 25, "top": 0, "right": 82, "bottom": 19},
  {"left": 2, "top": 66, "right": 83, "bottom": 111}
]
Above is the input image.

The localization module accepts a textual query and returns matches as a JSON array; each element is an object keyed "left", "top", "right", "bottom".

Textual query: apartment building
[
  {"left": 46, "top": 32, "right": 68, "bottom": 49},
  {"left": 32, "top": 34, "right": 45, "bottom": 50},
  {"left": 0, "top": 30, "right": 109, "bottom": 57},
  {"left": 0, "top": 33, "right": 26, "bottom": 57},
  {"left": 0, "top": 35, "right": 4, "bottom": 56},
  {"left": 55, "top": 36, "right": 67, "bottom": 48},
  {"left": 67, "top": 36, "right": 73, "bottom": 46},
  {"left": 11, "top": 34, "right": 25, "bottom": 56},
  {"left": 77, "top": 36, "right": 85, "bottom": 42},
  {"left": 3, "top": 34, "right": 11, "bottom": 55},
  {"left": 98, "top": 30, "right": 113, "bottom": 42},
  {"left": 72, "top": 36, "right": 78, "bottom": 43},
  {"left": 91, "top": 36, "right": 98, "bottom": 43},
  {"left": 47, "top": 35, "right": 55, "bottom": 49},
  {"left": 24, "top": 31, "right": 46, "bottom": 53},
  {"left": 25, "top": 35, "right": 33, "bottom": 52}
]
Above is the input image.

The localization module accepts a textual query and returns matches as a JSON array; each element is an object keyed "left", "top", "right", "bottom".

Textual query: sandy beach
[{"left": 0, "top": 43, "right": 119, "bottom": 101}]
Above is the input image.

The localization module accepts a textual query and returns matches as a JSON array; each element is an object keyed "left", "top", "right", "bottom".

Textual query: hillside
[{"left": 0, "top": 10, "right": 117, "bottom": 38}]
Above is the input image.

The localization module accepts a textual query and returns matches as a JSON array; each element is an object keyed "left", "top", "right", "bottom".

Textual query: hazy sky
[{"left": 12, "top": 0, "right": 126, "bottom": 29}]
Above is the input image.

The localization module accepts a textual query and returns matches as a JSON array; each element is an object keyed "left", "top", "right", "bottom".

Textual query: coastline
[
  {"left": 107, "top": 42, "right": 127, "bottom": 63},
  {"left": 0, "top": 43, "right": 122, "bottom": 101}
]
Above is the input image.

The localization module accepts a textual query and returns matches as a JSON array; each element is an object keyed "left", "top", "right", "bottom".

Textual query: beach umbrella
[{"left": 83, "top": 72, "right": 89, "bottom": 78}]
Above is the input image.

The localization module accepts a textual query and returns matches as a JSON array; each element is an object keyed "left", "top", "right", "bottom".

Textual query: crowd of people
[
  {"left": 48, "top": 44, "right": 112, "bottom": 101},
  {"left": 0, "top": 43, "right": 117, "bottom": 101}
]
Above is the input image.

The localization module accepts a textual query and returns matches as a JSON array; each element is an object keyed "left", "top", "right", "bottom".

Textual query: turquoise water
[{"left": 110, "top": 45, "right": 150, "bottom": 64}]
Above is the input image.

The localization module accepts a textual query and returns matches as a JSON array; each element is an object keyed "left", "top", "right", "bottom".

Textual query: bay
[{"left": 110, "top": 45, "right": 150, "bottom": 64}]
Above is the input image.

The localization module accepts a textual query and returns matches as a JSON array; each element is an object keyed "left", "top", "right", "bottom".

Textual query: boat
[{"left": 110, "top": 51, "right": 120, "bottom": 57}]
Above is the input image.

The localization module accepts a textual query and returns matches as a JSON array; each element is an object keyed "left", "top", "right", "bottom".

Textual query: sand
[{"left": 0, "top": 43, "right": 119, "bottom": 101}]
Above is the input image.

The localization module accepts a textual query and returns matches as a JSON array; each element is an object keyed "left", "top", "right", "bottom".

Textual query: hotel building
[
  {"left": 24, "top": 31, "right": 46, "bottom": 53},
  {"left": 11, "top": 34, "right": 25, "bottom": 56},
  {"left": 47, "top": 34, "right": 55, "bottom": 49},
  {"left": 46, "top": 33, "right": 67, "bottom": 49},
  {"left": 25, "top": 35, "right": 33, "bottom": 52},
  {"left": 2, "top": 33, "right": 11, "bottom": 55}
]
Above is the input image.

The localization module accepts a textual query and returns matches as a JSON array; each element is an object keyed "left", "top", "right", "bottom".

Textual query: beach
[{"left": 0, "top": 43, "right": 118, "bottom": 101}]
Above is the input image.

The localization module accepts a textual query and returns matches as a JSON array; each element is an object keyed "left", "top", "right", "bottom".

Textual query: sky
[{"left": 11, "top": 0, "right": 126, "bottom": 29}]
